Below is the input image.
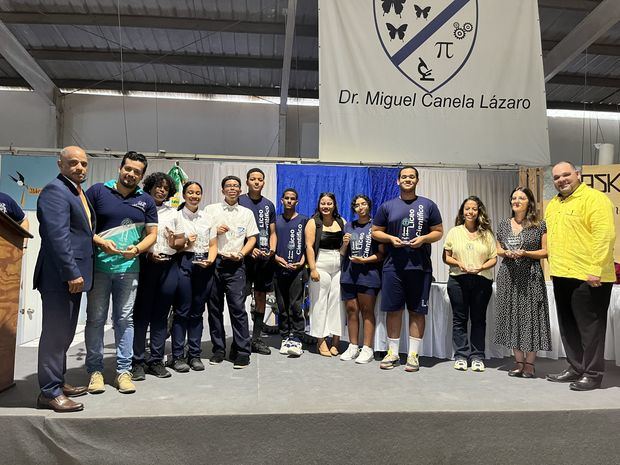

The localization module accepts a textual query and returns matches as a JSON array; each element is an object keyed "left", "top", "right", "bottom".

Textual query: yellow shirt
[
  {"left": 545, "top": 182, "right": 616, "bottom": 282},
  {"left": 443, "top": 225, "right": 497, "bottom": 281}
]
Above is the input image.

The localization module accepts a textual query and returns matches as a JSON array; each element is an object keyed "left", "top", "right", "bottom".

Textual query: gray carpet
[{"left": 1, "top": 330, "right": 620, "bottom": 464}]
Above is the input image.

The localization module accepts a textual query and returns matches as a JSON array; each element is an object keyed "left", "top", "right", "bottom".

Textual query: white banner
[{"left": 319, "top": 0, "right": 550, "bottom": 166}]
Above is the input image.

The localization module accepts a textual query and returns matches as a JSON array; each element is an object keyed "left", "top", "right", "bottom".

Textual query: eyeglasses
[
  {"left": 223, "top": 184, "right": 240, "bottom": 189},
  {"left": 354, "top": 202, "right": 368, "bottom": 208}
]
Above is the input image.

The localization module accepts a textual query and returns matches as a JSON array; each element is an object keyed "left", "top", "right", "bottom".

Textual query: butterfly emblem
[
  {"left": 382, "top": 0, "right": 406, "bottom": 16},
  {"left": 414, "top": 5, "right": 431, "bottom": 19},
  {"left": 386, "top": 23, "right": 408, "bottom": 41}
]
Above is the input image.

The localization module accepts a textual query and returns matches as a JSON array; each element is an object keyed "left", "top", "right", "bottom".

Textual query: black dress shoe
[
  {"left": 570, "top": 375, "right": 603, "bottom": 391},
  {"left": 188, "top": 357, "right": 205, "bottom": 371},
  {"left": 37, "top": 394, "right": 84, "bottom": 412},
  {"left": 209, "top": 351, "right": 225, "bottom": 365},
  {"left": 233, "top": 354, "right": 250, "bottom": 369},
  {"left": 546, "top": 368, "right": 581, "bottom": 383},
  {"left": 62, "top": 383, "right": 88, "bottom": 397}
]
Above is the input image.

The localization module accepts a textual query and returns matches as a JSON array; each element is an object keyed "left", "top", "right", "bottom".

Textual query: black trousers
[
  {"left": 172, "top": 253, "right": 215, "bottom": 359},
  {"left": 133, "top": 256, "right": 179, "bottom": 363},
  {"left": 38, "top": 291, "right": 82, "bottom": 398},
  {"left": 274, "top": 269, "right": 307, "bottom": 339},
  {"left": 207, "top": 257, "right": 251, "bottom": 356},
  {"left": 552, "top": 277, "right": 612, "bottom": 376},
  {"left": 447, "top": 274, "right": 493, "bottom": 361}
]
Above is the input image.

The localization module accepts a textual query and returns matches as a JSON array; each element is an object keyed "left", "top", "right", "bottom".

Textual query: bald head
[{"left": 58, "top": 145, "right": 88, "bottom": 184}]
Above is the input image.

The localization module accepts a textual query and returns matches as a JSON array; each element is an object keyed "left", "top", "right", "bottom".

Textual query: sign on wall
[
  {"left": 319, "top": 0, "right": 550, "bottom": 166},
  {"left": 581, "top": 164, "right": 620, "bottom": 263},
  {"left": 0, "top": 155, "right": 59, "bottom": 211}
]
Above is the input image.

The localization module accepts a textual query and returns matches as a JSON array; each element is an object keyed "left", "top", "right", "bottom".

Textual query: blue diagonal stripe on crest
[{"left": 391, "top": 0, "right": 471, "bottom": 67}]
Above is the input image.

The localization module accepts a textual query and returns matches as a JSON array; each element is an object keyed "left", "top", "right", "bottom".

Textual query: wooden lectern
[{"left": 0, "top": 210, "right": 33, "bottom": 392}]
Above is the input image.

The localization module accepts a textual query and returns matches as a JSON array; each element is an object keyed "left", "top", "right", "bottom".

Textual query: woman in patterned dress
[{"left": 494, "top": 187, "right": 550, "bottom": 378}]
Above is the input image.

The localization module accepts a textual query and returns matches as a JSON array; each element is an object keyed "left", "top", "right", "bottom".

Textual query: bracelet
[{"left": 134, "top": 245, "right": 140, "bottom": 254}]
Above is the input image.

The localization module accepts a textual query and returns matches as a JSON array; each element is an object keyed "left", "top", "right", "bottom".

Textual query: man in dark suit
[{"left": 35, "top": 146, "right": 94, "bottom": 412}]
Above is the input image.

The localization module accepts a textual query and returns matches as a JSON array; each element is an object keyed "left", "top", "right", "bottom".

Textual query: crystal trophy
[
  {"left": 258, "top": 229, "right": 270, "bottom": 253},
  {"left": 400, "top": 218, "right": 411, "bottom": 245},
  {"left": 464, "top": 242, "right": 475, "bottom": 270},
  {"left": 504, "top": 233, "right": 524, "bottom": 261},
  {"left": 192, "top": 233, "right": 208, "bottom": 263},
  {"left": 350, "top": 232, "right": 361, "bottom": 257}
]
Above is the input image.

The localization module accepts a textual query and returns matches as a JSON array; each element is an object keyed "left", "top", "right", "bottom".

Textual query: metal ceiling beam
[
  {"left": 548, "top": 72, "right": 620, "bottom": 88},
  {"left": 543, "top": 0, "right": 620, "bottom": 81},
  {"left": 0, "top": 21, "right": 57, "bottom": 105},
  {"left": 542, "top": 40, "right": 620, "bottom": 57},
  {"left": 538, "top": 0, "right": 601, "bottom": 11},
  {"left": 278, "top": 0, "right": 297, "bottom": 157},
  {"left": 25, "top": 48, "right": 318, "bottom": 71},
  {"left": 547, "top": 101, "right": 620, "bottom": 112},
  {"left": 0, "top": 77, "right": 319, "bottom": 99},
  {"left": 0, "top": 12, "right": 318, "bottom": 37}
]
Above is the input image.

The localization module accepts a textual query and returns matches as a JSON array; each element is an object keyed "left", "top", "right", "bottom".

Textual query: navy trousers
[
  {"left": 38, "top": 291, "right": 82, "bottom": 398},
  {"left": 133, "top": 255, "right": 179, "bottom": 364},
  {"left": 171, "top": 253, "right": 215, "bottom": 359},
  {"left": 207, "top": 257, "right": 251, "bottom": 356}
]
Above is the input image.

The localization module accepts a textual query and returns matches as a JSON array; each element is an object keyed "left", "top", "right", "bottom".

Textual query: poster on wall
[
  {"left": 319, "top": 0, "right": 550, "bottom": 165},
  {"left": 581, "top": 164, "right": 620, "bottom": 263},
  {"left": 0, "top": 155, "right": 59, "bottom": 211}
]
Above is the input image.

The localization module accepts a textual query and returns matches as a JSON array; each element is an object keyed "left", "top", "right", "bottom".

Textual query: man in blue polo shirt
[
  {"left": 372, "top": 166, "right": 443, "bottom": 373},
  {"left": 238, "top": 168, "right": 277, "bottom": 356},
  {"left": 0, "top": 191, "right": 29, "bottom": 229},
  {"left": 85, "top": 152, "right": 158, "bottom": 394}
]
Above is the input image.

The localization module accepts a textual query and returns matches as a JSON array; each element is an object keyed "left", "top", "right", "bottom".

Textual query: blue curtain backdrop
[{"left": 276, "top": 164, "right": 402, "bottom": 221}]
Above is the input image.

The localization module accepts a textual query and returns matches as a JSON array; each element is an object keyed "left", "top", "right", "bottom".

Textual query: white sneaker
[
  {"left": 471, "top": 359, "right": 485, "bottom": 372},
  {"left": 287, "top": 340, "right": 303, "bottom": 357},
  {"left": 355, "top": 346, "right": 374, "bottom": 364},
  {"left": 279, "top": 338, "right": 291, "bottom": 355},
  {"left": 340, "top": 344, "right": 360, "bottom": 361},
  {"left": 454, "top": 359, "right": 468, "bottom": 371}
]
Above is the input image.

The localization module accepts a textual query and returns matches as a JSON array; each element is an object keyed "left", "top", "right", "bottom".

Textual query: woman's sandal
[
  {"left": 521, "top": 362, "right": 536, "bottom": 379},
  {"left": 508, "top": 361, "right": 524, "bottom": 377}
]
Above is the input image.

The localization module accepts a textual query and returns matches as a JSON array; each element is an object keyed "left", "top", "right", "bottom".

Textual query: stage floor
[
  {"left": 3, "top": 328, "right": 620, "bottom": 465},
  {"left": 2, "top": 327, "right": 620, "bottom": 417}
]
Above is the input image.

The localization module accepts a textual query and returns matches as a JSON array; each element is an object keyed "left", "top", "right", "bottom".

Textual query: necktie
[{"left": 77, "top": 184, "right": 92, "bottom": 229}]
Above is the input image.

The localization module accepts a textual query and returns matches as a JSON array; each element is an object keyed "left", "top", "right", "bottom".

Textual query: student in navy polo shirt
[
  {"left": 372, "top": 166, "right": 443, "bottom": 372},
  {"left": 238, "top": 168, "right": 277, "bottom": 356},
  {"left": 0, "top": 191, "right": 29, "bottom": 231},
  {"left": 273, "top": 188, "right": 308, "bottom": 357},
  {"left": 339, "top": 194, "right": 384, "bottom": 364},
  {"left": 85, "top": 152, "right": 158, "bottom": 394}
]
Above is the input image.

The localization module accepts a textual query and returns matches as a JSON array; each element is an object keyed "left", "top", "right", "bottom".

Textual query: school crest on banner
[{"left": 374, "top": 0, "right": 478, "bottom": 93}]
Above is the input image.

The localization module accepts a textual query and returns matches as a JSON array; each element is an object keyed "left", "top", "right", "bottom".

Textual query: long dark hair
[
  {"left": 455, "top": 196, "right": 493, "bottom": 234},
  {"left": 510, "top": 186, "right": 540, "bottom": 228},
  {"left": 313, "top": 192, "right": 341, "bottom": 221},
  {"left": 178, "top": 181, "right": 203, "bottom": 211}
]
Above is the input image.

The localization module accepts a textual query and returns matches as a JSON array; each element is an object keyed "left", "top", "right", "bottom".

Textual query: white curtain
[
  {"left": 416, "top": 168, "right": 469, "bottom": 284},
  {"left": 88, "top": 157, "right": 277, "bottom": 207}
]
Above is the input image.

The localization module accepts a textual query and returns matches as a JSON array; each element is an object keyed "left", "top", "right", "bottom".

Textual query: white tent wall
[{"left": 0, "top": 90, "right": 618, "bottom": 165}]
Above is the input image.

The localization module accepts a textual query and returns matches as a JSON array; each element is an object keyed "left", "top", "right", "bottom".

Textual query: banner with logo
[
  {"left": 581, "top": 164, "right": 620, "bottom": 263},
  {"left": 319, "top": 0, "right": 550, "bottom": 165}
]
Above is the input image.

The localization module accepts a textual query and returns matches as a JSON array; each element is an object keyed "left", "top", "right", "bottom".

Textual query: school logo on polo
[{"left": 374, "top": 0, "right": 478, "bottom": 93}]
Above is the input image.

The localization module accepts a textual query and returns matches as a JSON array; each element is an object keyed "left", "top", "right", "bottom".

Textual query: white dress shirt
[
  {"left": 177, "top": 206, "right": 217, "bottom": 254},
  {"left": 204, "top": 201, "right": 259, "bottom": 256},
  {"left": 148, "top": 203, "right": 179, "bottom": 255}
]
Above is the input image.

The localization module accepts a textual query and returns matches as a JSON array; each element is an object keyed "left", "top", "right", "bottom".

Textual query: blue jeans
[{"left": 85, "top": 271, "right": 138, "bottom": 374}]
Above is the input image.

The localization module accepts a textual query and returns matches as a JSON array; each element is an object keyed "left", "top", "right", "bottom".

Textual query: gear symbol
[
  {"left": 454, "top": 28, "right": 465, "bottom": 39},
  {"left": 463, "top": 22, "right": 473, "bottom": 32}
]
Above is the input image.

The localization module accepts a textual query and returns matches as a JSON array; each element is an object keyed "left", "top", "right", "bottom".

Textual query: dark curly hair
[
  {"left": 455, "top": 196, "right": 493, "bottom": 234},
  {"left": 142, "top": 172, "right": 176, "bottom": 200}
]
